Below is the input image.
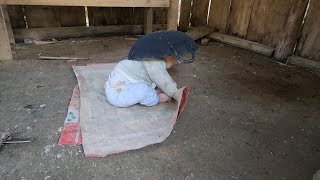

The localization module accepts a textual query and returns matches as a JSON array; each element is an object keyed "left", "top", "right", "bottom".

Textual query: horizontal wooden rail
[
  {"left": 0, "top": 0, "right": 170, "bottom": 7},
  {"left": 207, "top": 32, "right": 275, "bottom": 56},
  {"left": 287, "top": 56, "right": 320, "bottom": 73},
  {"left": 13, "top": 24, "right": 167, "bottom": 41}
]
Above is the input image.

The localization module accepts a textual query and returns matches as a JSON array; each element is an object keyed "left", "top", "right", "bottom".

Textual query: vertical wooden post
[
  {"left": 179, "top": 0, "right": 192, "bottom": 31},
  {"left": 1, "top": 5, "right": 15, "bottom": 44},
  {"left": 274, "top": 0, "right": 309, "bottom": 59},
  {"left": 0, "top": 6, "right": 13, "bottom": 61},
  {"left": 144, "top": 7, "right": 153, "bottom": 34},
  {"left": 167, "top": 0, "right": 178, "bottom": 30}
]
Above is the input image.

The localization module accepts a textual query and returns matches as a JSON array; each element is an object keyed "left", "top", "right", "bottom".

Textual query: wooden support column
[
  {"left": 274, "top": 0, "right": 309, "bottom": 59},
  {"left": 178, "top": 0, "right": 192, "bottom": 31},
  {"left": 144, "top": 7, "right": 153, "bottom": 34},
  {"left": 167, "top": 0, "right": 178, "bottom": 30},
  {"left": 1, "top": 5, "right": 15, "bottom": 44},
  {"left": 0, "top": 6, "right": 13, "bottom": 60}
]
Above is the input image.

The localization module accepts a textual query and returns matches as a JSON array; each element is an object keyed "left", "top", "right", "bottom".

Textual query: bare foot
[{"left": 159, "top": 93, "right": 172, "bottom": 103}]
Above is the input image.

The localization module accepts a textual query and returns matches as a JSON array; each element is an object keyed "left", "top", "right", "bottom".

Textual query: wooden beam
[
  {"left": 167, "top": 0, "right": 178, "bottom": 30},
  {"left": 1, "top": 5, "right": 14, "bottom": 44},
  {"left": 13, "top": 24, "right": 167, "bottom": 41},
  {"left": 207, "top": 32, "right": 274, "bottom": 56},
  {"left": 0, "top": 0, "right": 170, "bottom": 7},
  {"left": 0, "top": 5, "right": 12, "bottom": 60},
  {"left": 186, "top": 26, "right": 214, "bottom": 40},
  {"left": 287, "top": 56, "right": 320, "bottom": 73},
  {"left": 144, "top": 7, "right": 153, "bottom": 34}
]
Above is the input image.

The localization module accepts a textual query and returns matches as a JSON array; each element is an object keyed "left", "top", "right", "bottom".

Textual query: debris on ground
[
  {"left": 201, "top": 38, "right": 210, "bottom": 46},
  {"left": 0, "top": 130, "right": 31, "bottom": 147},
  {"left": 0, "top": 131, "right": 12, "bottom": 147},
  {"left": 24, "top": 104, "right": 34, "bottom": 109},
  {"left": 24, "top": 104, "right": 47, "bottom": 112},
  {"left": 39, "top": 104, "right": 47, "bottom": 109},
  {"left": 24, "top": 38, "right": 58, "bottom": 45},
  {"left": 124, "top": 37, "right": 139, "bottom": 41},
  {"left": 38, "top": 56, "right": 89, "bottom": 61}
]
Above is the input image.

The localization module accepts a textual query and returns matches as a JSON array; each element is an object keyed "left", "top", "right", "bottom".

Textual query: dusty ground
[{"left": 1, "top": 36, "right": 320, "bottom": 180}]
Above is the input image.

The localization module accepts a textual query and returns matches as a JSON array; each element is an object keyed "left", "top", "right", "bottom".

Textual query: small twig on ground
[{"left": 39, "top": 56, "right": 89, "bottom": 61}]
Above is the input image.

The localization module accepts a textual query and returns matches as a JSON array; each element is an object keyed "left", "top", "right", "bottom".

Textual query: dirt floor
[{"left": 1, "top": 36, "right": 320, "bottom": 180}]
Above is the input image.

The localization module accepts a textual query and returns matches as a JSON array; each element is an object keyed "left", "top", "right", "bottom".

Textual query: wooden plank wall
[
  {"left": 154, "top": 8, "right": 167, "bottom": 24},
  {"left": 190, "top": 0, "right": 299, "bottom": 45},
  {"left": 87, "top": 7, "right": 167, "bottom": 26},
  {"left": 207, "top": 0, "right": 297, "bottom": 45},
  {"left": 296, "top": 0, "right": 320, "bottom": 61},
  {"left": 226, "top": 0, "right": 255, "bottom": 38},
  {"left": 246, "top": 0, "right": 292, "bottom": 47},
  {"left": 5, "top": 1, "right": 320, "bottom": 61},
  {"left": 24, "top": 6, "right": 85, "bottom": 28},
  {"left": 87, "top": 7, "right": 144, "bottom": 26},
  {"left": 7, "top": 5, "right": 25, "bottom": 28},
  {"left": 185, "top": 0, "right": 314, "bottom": 60},
  {"left": 207, "top": 0, "right": 231, "bottom": 33},
  {"left": 7, "top": 6, "right": 167, "bottom": 27},
  {"left": 274, "top": 0, "right": 309, "bottom": 59},
  {"left": 190, "top": 0, "right": 210, "bottom": 27},
  {"left": 178, "top": 0, "right": 192, "bottom": 31}
]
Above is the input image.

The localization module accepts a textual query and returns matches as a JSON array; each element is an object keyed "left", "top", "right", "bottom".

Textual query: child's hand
[{"left": 159, "top": 93, "right": 172, "bottom": 103}]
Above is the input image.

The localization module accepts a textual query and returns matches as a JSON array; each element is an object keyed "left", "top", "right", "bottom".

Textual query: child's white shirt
[{"left": 107, "top": 58, "right": 181, "bottom": 100}]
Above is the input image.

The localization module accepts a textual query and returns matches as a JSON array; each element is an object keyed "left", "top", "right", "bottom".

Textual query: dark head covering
[{"left": 128, "top": 30, "right": 199, "bottom": 63}]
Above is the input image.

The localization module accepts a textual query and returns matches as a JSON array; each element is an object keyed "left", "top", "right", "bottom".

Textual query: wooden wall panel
[
  {"left": 57, "top": 7, "right": 85, "bottom": 27},
  {"left": 117, "top": 8, "right": 144, "bottom": 25},
  {"left": 178, "top": 0, "right": 192, "bottom": 31},
  {"left": 88, "top": 7, "right": 113, "bottom": 25},
  {"left": 88, "top": 7, "right": 144, "bottom": 26},
  {"left": 25, "top": 6, "right": 60, "bottom": 28},
  {"left": 226, "top": 0, "right": 254, "bottom": 38},
  {"left": 296, "top": 0, "right": 320, "bottom": 61},
  {"left": 134, "top": 8, "right": 145, "bottom": 25},
  {"left": 7, "top": 5, "right": 25, "bottom": 28},
  {"left": 154, "top": 7, "right": 167, "bottom": 24},
  {"left": 208, "top": 0, "right": 231, "bottom": 33},
  {"left": 274, "top": 0, "right": 309, "bottom": 59},
  {"left": 25, "top": 6, "right": 85, "bottom": 28},
  {"left": 246, "top": 0, "right": 292, "bottom": 47},
  {"left": 190, "top": 0, "right": 210, "bottom": 27}
]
